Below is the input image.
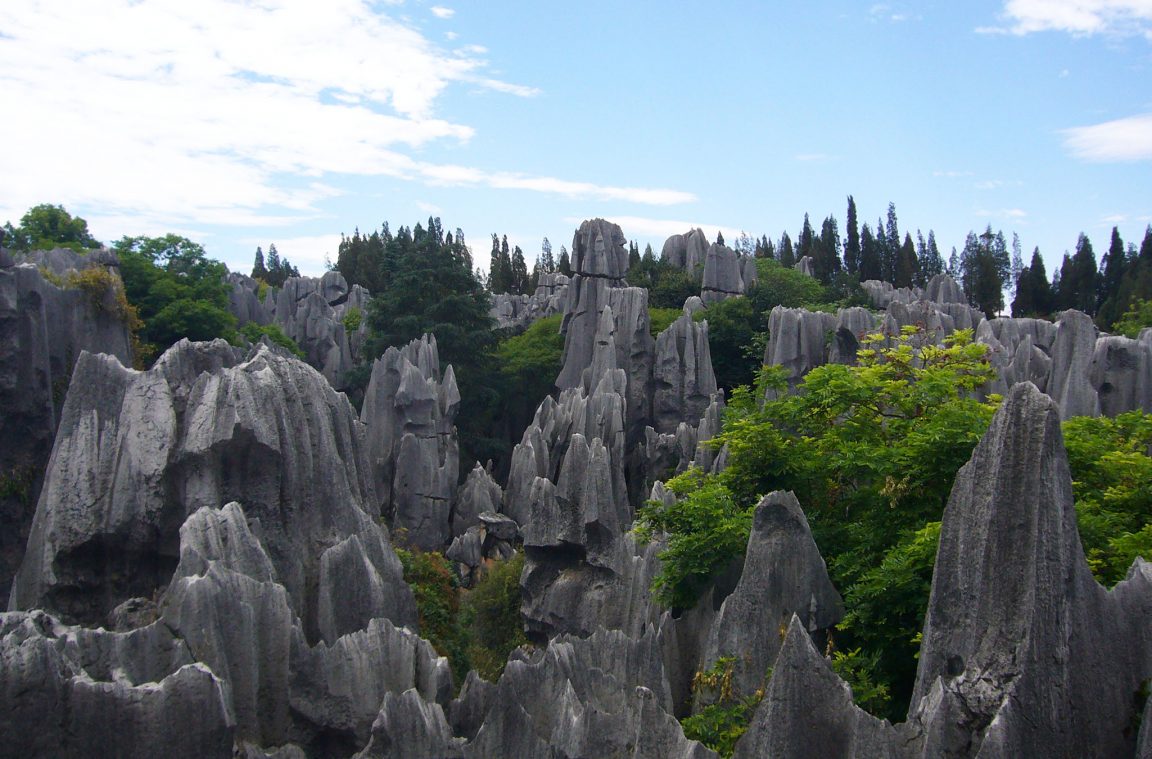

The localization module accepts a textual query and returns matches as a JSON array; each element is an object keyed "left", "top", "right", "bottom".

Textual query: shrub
[
  {"left": 395, "top": 548, "right": 472, "bottom": 685},
  {"left": 342, "top": 306, "right": 363, "bottom": 333},
  {"left": 461, "top": 551, "right": 528, "bottom": 682},
  {"left": 235, "top": 321, "right": 305, "bottom": 359},
  {"left": 680, "top": 657, "right": 764, "bottom": 758},
  {"left": 648, "top": 307, "right": 682, "bottom": 337}
]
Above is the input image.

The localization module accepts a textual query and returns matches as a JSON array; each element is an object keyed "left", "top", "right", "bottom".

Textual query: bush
[
  {"left": 648, "top": 307, "right": 682, "bottom": 337},
  {"left": 395, "top": 548, "right": 472, "bottom": 685},
  {"left": 680, "top": 657, "right": 763, "bottom": 758},
  {"left": 461, "top": 551, "right": 528, "bottom": 682},
  {"left": 342, "top": 306, "right": 363, "bottom": 333},
  {"left": 235, "top": 321, "right": 305, "bottom": 359}
]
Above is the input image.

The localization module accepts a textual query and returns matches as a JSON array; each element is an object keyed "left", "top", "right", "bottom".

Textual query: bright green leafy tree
[{"left": 3, "top": 204, "right": 100, "bottom": 252}]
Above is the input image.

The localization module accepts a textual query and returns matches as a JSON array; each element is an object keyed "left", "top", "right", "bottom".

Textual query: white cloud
[
  {"left": 0, "top": 0, "right": 680, "bottom": 238},
  {"left": 1062, "top": 113, "right": 1152, "bottom": 161},
  {"left": 1102, "top": 213, "right": 1128, "bottom": 223},
  {"left": 430, "top": 6, "right": 455, "bottom": 19},
  {"left": 417, "top": 201, "right": 444, "bottom": 214},
  {"left": 933, "top": 170, "right": 974, "bottom": 178},
  {"left": 975, "top": 178, "right": 1023, "bottom": 190},
  {"left": 985, "top": 0, "right": 1152, "bottom": 37}
]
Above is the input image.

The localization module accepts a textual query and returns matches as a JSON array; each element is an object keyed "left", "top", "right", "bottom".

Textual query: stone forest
[{"left": 2, "top": 211, "right": 1152, "bottom": 758}]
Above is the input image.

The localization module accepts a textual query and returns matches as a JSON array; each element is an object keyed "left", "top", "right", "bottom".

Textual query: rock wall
[
  {"left": 661, "top": 228, "right": 710, "bottom": 273},
  {"left": 272, "top": 272, "right": 369, "bottom": 389},
  {"left": 489, "top": 272, "right": 569, "bottom": 331},
  {"left": 359, "top": 334, "right": 460, "bottom": 551},
  {"left": 0, "top": 249, "right": 133, "bottom": 608}
]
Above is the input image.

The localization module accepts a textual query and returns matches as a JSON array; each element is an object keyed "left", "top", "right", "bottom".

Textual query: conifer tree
[
  {"left": 798, "top": 214, "right": 814, "bottom": 264},
  {"left": 895, "top": 233, "right": 919, "bottom": 289},
  {"left": 1096, "top": 227, "right": 1128, "bottom": 327},
  {"left": 252, "top": 246, "right": 268, "bottom": 280},
  {"left": 540, "top": 237, "right": 555, "bottom": 272},
  {"left": 558, "top": 246, "right": 572, "bottom": 276},
  {"left": 1010, "top": 233, "right": 1024, "bottom": 287},
  {"left": 845, "top": 195, "right": 861, "bottom": 275},
  {"left": 859, "top": 223, "right": 881, "bottom": 281},
  {"left": 511, "top": 245, "right": 529, "bottom": 295},
  {"left": 779, "top": 231, "right": 795, "bottom": 268}
]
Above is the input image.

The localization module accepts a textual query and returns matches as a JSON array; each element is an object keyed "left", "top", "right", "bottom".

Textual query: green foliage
[
  {"left": 1113, "top": 299, "right": 1152, "bottom": 339},
  {"left": 396, "top": 548, "right": 472, "bottom": 685},
  {"left": 4, "top": 204, "right": 99, "bottom": 251},
  {"left": 462, "top": 551, "right": 529, "bottom": 682},
  {"left": 113, "top": 235, "right": 236, "bottom": 364},
  {"left": 342, "top": 306, "right": 363, "bottom": 334},
  {"left": 0, "top": 464, "right": 38, "bottom": 505},
  {"left": 694, "top": 296, "right": 759, "bottom": 391},
  {"left": 648, "top": 307, "right": 681, "bottom": 337},
  {"left": 647, "top": 267, "right": 701, "bottom": 309},
  {"left": 634, "top": 468, "right": 753, "bottom": 610},
  {"left": 749, "top": 258, "right": 826, "bottom": 310},
  {"left": 829, "top": 645, "right": 891, "bottom": 716},
  {"left": 1063, "top": 412, "right": 1152, "bottom": 586},
  {"left": 680, "top": 657, "right": 764, "bottom": 757},
  {"left": 235, "top": 321, "right": 305, "bottom": 359},
  {"left": 640, "top": 327, "right": 999, "bottom": 718}
]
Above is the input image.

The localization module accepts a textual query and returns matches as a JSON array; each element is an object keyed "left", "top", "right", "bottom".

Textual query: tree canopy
[{"left": 3, "top": 204, "right": 100, "bottom": 251}]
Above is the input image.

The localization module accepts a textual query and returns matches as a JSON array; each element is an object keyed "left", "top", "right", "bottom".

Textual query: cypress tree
[
  {"left": 1096, "top": 227, "right": 1128, "bottom": 327},
  {"left": 895, "top": 233, "right": 919, "bottom": 289},
  {"left": 859, "top": 223, "right": 881, "bottom": 281},
  {"left": 779, "top": 232, "right": 795, "bottom": 268},
  {"left": 558, "top": 246, "right": 572, "bottom": 276},
  {"left": 845, "top": 196, "right": 861, "bottom": 275},
  {"left": 252, "top": 246, "right": 268, "bottom": 280}
]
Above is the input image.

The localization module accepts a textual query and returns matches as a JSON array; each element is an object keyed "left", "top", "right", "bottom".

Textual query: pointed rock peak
[
  {"left": 175, "top": 503, "right": 277, "bottom": 584},
  {"left": 682, "top": 295, "right": 705, "bottom": 317}
]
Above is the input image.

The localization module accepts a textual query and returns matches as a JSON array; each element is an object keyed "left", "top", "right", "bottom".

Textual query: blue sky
[{"left": 1, "top": 0, "right": 1150, "bottom": 279}]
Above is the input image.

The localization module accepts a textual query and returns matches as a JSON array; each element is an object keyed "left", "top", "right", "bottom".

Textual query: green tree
[
  {"left": 636, "top": 326, "right": 999, "bottom": 717},
  {"left": 113, "top": 235, "right": 237, "bottom": 362},
  {"left": 4, "top": 203, "right": 100, "bottom": 251},
  {"left": 1096, "top": 227, "right": 1129, "bottom": 328},
  {"left": 1011, "top": 247, "right": 1053, "bottom": 318},
  {"left": 894, "top": 233, "right": 918, "bottom": 289},
  {"left": 858, "top": 223, "right": 881, "bottom": 281},
  {"left": 959, "top": 227, "right": 1010, "bottom": 318},
  {"left": 557, "top": 245, "right": 572, "bottom": 276},
  {"left": 252, "top": 246, "right": 268, "bottom": 280},
  {"left": 845, "top": 196, "right": 861, "bottom": 275},
  {"left": 778, "top": 232, "right": 795, "bottom": 268}
]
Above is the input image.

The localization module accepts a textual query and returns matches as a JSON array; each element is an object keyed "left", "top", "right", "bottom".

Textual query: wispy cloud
[
  {"left": 976, "top": 208, "right": 1029, "bottom": 220},
  {"left": 1062, "top": 113, "right": 1152, "bottom": 161},
  {"left": 430, "top": 6, "right": 455, "bottom": 19},
  {"left": 0, "top": 1, "right": 680, "bottom": 237},
  {"left": 981, "top": 0, "right": 1152, "bottom": 38},
  {"left": 975, "top": 178, "right": 1024, "bottom": 190},
  {"left": 933, "top": 170, "right": 974, "bottom": 178},
  {"left": 241, "top": 234, "right": 342, "bottom": 273}
]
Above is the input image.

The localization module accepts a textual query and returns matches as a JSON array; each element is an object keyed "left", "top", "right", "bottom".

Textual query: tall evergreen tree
[
  {"left": 859, "top": 223, "right": 881, "bottom": 281},
  {"left": 511, "top": 245, "right": 529, "bottom": 295},
  {"left": 1010, "top": 233, "right": 1024, "bottom": 287},
  {"left": 1059, "top": 233, "right": 1099, "bottom": 315},
  {"left": 628, "top": 241, "right": 641, "bottom": 271},
  {"left": 884, "top": 203, "right": 901, "bottom": 282},
  {"left": 797, "top": 214, "right": 815, "bottom": 264},
  {"left": 845, "top": 195, "right": 861, "bottom": 275},
  {"left": 716, "top": 230, "right": 725, "bottom": 246},
  {"left": 895, "top": 233, "right": 919, "bottom": 289},
  {"left": 266, "top": 243, "right": 281, "bottom": 280},
  {"left": 540, "top": 237, "right": 554, "bottom": 272},
  {"left": 959, "top": 227, "right": 1010, "bottom": 318},
  {"left": 252, "top": 246, "right": 268, "bottom": 280},
  {"left": 814, "top": 215, "right": 842, "bottom": 282},
  {"left": 1096, "top": 227, "right": 1128, "bottom": 327},
  {"left": 558, "top": 246, "right": 572, "bottom": 276},
  {"left": 779, "top": 231, "right": 795, "bottom": 268},
  {"left": 1012, "top": 247, "right": 1053, "bottom": 317}
]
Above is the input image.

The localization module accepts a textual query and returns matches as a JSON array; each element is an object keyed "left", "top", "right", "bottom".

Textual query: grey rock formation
[
  {"left": 354, "top": 689, "right": 464, "bottom": 758},
  {"left": 0, "top": 610, "right": 234, "bottom": 758},
  {"left": 701, "top": 243, "right": 747, "bottom": 303},
  {"left": 661, "top": 228, "right": 710, "bottom": 273},
  {"left": 12, "top": 341, "right": 416, "bottom": 639},
  {"left": 360, "top": 334, "right": 460, "bottom": 551},
  {"left": 453, "top": 463, "right": 503, "bottom": 538},
  {"left": 794, "top": 255, "right": 815, "bottom": 277},
  {"left": 1047, "top": 309, "right": 1101, "bottom": 418},
  {"left": 924, "top": 273, "right": 966, "bottom": 305},
  {"left": 465, "top": 627, "right": 716, "bottom": 758},
  {"left": 861, "top": 279, "right": 921, "bottom": 308},
  {"left": 489, "top": 272, "right": 569, "bottom": 331},
  {"left": 651, "top": 305, "right": 718, "bottom": 434},
  {"left": 701, "top": 491, "right": 843, "bottom": 701},
  {"left": 0, "top": 254, "right": 133, "bottom": 607},
  {"left": 763, "top": 306, "right": 837, "bottom": 390},
  {"left": 557, "top": 219, "right": 646, "bottom": 392},
  {"left": 228, "top": 272, "right": 273, "bottom": 326},
  {"left": 1090, "top": 333, "right": 1152, "bottom": 416},
  {"left": 906, "top": 382, "right": 1152, "bottom": 757},
  {"left": 271, "top": 272, "right": 368, "bottom": 388},
  {"left": 732, "top": 616, "right": 898, "bottom": 759}
]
